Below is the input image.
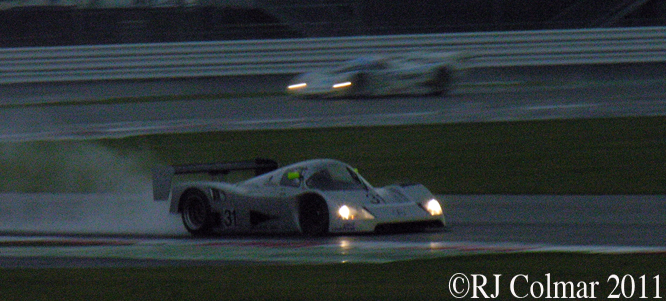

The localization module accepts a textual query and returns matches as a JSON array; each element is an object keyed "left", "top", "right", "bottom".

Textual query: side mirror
[{"left": 287, "top": 171, "right": 301, "bottom": 180}]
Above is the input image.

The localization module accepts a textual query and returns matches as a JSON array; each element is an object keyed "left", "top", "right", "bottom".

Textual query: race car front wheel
[
  {"left": 180, "top": 189, "right": 214, "bottom": 236},
  {"left": 298, "top": 196, "right": 329, "bottom": 236}
]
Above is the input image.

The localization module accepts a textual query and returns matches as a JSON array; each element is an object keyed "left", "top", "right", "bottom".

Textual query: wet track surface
[
  {"left": 1, "top": 79, "right": 666, "bottom": 268},
  {"left": 2, "top": 81, "right": 666, "bottom": 142},
  {"left": 2, "top": 229, "right": 666, "bottom": 268},
  {"left": 1, "top": 194, "right": 666, "bottom": 268}
]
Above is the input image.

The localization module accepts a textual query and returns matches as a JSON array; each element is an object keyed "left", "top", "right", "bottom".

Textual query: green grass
[
  {"left": 1, "top": 115, "right": 665, "bottom": 194},
  {"left": 1, "top": 253, "right": 664, "bottom": 300}
]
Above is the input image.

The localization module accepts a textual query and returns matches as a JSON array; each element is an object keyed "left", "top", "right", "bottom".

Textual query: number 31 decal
[{"left": 222, "top": 209, "right": 237, "bottom": 227}]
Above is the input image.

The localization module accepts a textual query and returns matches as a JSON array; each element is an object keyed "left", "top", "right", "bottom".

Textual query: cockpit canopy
[
  {"left": 305, "top": 163, "right": 366, "bottom": 191},
  {"left": 268, "top": 160, "right": 369, "bottom": 191},
  {"left": 242, "top": 159, "right": 371, "bottom": 191}
]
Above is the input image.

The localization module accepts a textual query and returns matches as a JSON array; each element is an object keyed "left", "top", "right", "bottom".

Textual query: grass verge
[
  {"left": 1, "top": 253, "right": 665, "bottom": 300},
  {"left": 1, "top": 115, "right": 665, "bottom": 194}
]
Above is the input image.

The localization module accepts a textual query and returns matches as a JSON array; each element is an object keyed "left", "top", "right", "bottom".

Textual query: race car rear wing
[{"left": 152, "top": 158, "right": 278, "bottom": 201}]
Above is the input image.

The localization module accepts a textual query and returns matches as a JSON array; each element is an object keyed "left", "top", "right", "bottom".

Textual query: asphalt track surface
[
  {"left": 2, "top": 80, "right": 666, "bottom": 142},
  {"left": 2, "top": 79, "right": 666, "bottom": 268},
  {"left": 1, "top": 193, "right": 666, "bottom": 268}
]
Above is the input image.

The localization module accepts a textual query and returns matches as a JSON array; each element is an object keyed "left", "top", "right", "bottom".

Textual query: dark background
[{"left": 1, "top": 0, "right": 665, "bottom": 47}]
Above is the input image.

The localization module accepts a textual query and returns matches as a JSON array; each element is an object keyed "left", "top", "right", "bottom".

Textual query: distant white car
[{"left": 286, "top": 52, "right": 470, "bottom": 98}]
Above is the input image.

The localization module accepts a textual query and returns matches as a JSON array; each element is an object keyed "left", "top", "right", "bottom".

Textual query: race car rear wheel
[
  {"left": 431, "top": 68, "right": 452, "bottom": 96},
  {"left": 351, "top": 73, "right": 368, "bottom": 97},
  {"left": 298, "top": 196, "right": 329, "bottom": 236},
  {"left": 180, "top": 189, "right": 214, "bottom": 236}
]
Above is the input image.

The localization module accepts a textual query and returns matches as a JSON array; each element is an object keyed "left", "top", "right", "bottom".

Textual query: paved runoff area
[
  {"left": 2, "top": 236, "right": 666, "bottom": 268},
  {"left": 2, "top": 194, "right": 666, "bottom": 268}
]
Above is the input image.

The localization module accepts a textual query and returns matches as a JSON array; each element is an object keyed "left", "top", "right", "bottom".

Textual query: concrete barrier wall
[{"left": 2, "top": 26, "right": 665, "bottom": 85}]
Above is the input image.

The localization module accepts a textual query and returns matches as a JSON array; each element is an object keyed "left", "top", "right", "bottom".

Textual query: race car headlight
[
  {"left": 332, "top": 81, "right": 352, "bottom": 89},
  {"left": 338, "top": 205, "right": 374, "bottom": 220},
  {"left": 424, "top": 199, "right": 443, "bottom": 216},
  {"left": 288, "top": 83, "right": 307, "bottom": 90},
  {"left": 338, "top": 205, "right": 352, "bottom": 220}
]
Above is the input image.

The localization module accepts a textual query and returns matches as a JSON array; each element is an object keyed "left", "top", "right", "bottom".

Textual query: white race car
[
  {"left": 287, "top": 52, "right": 469, "bottom": 98},
  {"left": 153, "top": 158, "right": 446, "bottom": 236}
]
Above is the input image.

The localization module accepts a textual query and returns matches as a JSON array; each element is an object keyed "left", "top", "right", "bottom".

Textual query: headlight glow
[
  {"left": 425, "top": 199, "right": 443, "bottom": 216},
  {"left": 288, "top": 83, "right": 307, "bottom": 90},
  {"left": 338, "top": 205, "right": 352, "bottom": 220},
  {"left": 337, "top": 205, "right": 374, "bottom": 220},
  {"left": 332, "top": 81, "right": 352, "bottom": 89}
]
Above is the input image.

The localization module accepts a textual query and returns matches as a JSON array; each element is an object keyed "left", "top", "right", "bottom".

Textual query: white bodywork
[
  {"left": 287, "top": 52, "right": 470, "bottom": 98},
  {"left": 155, "top": 159, "right": 446, "bottom": 235}
]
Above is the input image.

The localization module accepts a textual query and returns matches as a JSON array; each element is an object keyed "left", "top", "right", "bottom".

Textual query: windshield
[{"left": 305, "top": 164, "right": 366, "bottom": 191}]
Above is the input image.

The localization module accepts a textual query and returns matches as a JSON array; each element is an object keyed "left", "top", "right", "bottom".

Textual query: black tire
[
  {"left": 180, "top": 189, "right": 215, "bottom": 236},
  {"left": 351, "top": 73, "right": 368, "bottom": 97},
  {"left": 430, "top": 68, "right": 452, "bottom": 96},
  {"left": 298, "top": 197, "right": 329, "bottom": 236}
]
